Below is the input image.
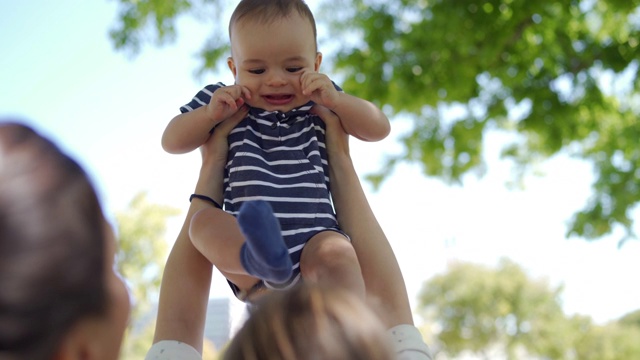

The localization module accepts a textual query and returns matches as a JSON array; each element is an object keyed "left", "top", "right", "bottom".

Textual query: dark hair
[
  {"left": 224, "top": 283, "right": 395, "bottom": 360},
  {"left": 0, "top": 122, "right": 107, "bottom": 359},
  {"left": 229, "top": 0, "right": 317, "bottom": 44}
]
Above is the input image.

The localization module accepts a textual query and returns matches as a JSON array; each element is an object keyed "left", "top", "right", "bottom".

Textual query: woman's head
[
  {"left": 224, "top": 283, "right": 395, "bottom": 360},
  {"left": 0, "top": 122, "right": 130, "bottom": 359}
]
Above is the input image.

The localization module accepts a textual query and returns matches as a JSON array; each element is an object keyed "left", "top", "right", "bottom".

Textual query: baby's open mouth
[{"left": 264, "top": 94, "right": 294, "bottom": 105}]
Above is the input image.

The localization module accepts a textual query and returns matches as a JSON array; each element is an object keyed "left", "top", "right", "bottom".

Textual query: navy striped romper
[{"left": 180, "top": 82, "right": 346, "bottom": 294}]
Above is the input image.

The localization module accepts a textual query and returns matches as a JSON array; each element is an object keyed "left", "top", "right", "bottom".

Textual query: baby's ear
[
  {"left": 315, "top": 52, "right": 323, "bottom": 71},
  {"left": 228, "top": 57, "right": 237, "bottom": 76}
]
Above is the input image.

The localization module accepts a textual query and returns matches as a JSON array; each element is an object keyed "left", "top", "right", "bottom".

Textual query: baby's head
[
  {"left": 227, "top": 0, "right": 322, "bottom": 112},
  {"left": 229, "top": 0, "right": 317, "bottom": 50}
]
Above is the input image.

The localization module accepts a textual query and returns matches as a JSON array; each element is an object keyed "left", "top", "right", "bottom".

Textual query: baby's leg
[
  {"left": 189, "top": 207, "right": 244, "bottom": 276},
  {"left": 299, "top": 230, "right": 365, "bottom": 299},
  {"left": 237, "top": 201, "right": 292, "bottom": 283},
  {"left": 190, "top": 200, "right": 292, "bottom": 285}
]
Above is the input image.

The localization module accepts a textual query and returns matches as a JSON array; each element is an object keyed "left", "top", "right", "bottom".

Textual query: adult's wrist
[
  {"left": 200, "top": 156, "right": 226, "bottom": 174},
  {"left": 195, "top": 169, "right": 223, "bottom": 193},
  {"left": 328, "top": 149, "right": 352, "bottom": 166}
]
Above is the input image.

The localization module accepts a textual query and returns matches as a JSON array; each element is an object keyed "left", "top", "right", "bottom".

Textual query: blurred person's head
[
  {"left": 224, "top": 283, "right": 395, "bottom": 360},
  {"left": 0, "top": 121, "right": 130, "bottom": 360}
]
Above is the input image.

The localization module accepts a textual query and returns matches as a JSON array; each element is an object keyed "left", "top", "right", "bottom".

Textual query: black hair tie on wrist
[{"left": 189, "top": 194, "right": 222, "bottom": 209}]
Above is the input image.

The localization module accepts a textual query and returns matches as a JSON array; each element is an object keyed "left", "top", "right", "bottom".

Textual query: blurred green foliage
[
  {"left": 418, "top": 259, "right": 640, "bottom": 359},
  {"left": 114, "top": 192, "right": 180, "bottom": 359},
  {"left": 109, "top": 0, "right": 640, "bottom": 244}
]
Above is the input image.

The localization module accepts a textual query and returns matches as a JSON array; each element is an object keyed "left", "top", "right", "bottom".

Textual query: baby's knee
[
  {"left": 188, "top": 208, "right": 215, "bottom": 245},
  {"left": 301, "top": 235, "right": 359, "bottom": 277},
  {"left": 316, "top": 238, "right": 358, "bottom": 263}
]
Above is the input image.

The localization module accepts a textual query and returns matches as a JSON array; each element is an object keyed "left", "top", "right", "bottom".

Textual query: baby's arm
[
  {"left": 162, "top": 84, "right": 251, "bottom": 154},
  {"left": 302, "top": 72, "right": 390, "bottom": 142}
]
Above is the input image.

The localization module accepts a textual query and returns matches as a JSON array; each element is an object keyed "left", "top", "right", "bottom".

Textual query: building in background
[
  {"left": 138, "top": 297, "right": 249, "bottom": 352},
  {"left": 204, "top": 297, "right": 249, "bottom": 351}
]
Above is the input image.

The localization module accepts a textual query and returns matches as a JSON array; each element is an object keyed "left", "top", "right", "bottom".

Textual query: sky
[{"left": 1, "top": 0, "right": 639, "bottom": 327}]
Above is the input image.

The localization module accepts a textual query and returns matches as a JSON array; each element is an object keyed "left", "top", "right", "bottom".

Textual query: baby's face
[{"left": 228, "top": 12, "right": 321, "bottom": 112}]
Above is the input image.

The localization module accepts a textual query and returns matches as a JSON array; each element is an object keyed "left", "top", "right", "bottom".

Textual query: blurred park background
[{"left": 1, "top": 0, "right": 640, "bottom": 358}]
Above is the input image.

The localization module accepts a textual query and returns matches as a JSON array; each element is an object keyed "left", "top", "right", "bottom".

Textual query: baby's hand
[
  {"left": 206, "top": 85, "right": 252, "bottom": 122},
  {"left": 301, "top": 72, "right": 340, "bottom": 110}
]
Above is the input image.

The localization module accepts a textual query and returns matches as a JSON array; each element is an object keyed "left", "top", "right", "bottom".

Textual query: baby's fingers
[{"left": 239, "top": 85, "right": 252, "bottom": 100}]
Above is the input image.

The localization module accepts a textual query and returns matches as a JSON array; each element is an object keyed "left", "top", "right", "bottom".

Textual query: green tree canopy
[
  {"left": 418, "top": 258, "right": 568, "bottom": 358},
  {"left": 109, "top": 0, "right": 640, "bottom": 244},
  {"left": 115, "top": 191, "right": 179, "bottom": 317},
  {"left": 418, "top": 259, "right": 640, "bottom": 359},
  {"left": 619, "top": 309, "right": 640, "bottom": 329},
  {"left": 570, "top": 319, "right": 640, "bottom": 360}
]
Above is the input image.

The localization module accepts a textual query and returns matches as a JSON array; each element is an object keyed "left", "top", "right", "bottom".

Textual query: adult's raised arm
[
  {"left": 312, "top": 105, "right": 414, "bottom": 328},
  {"left": 150, "top": 108, "right": 247, "bottom": 356}
]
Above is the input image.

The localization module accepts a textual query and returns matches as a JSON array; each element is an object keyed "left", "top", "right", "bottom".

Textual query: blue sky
[{"left": 2, "top": 0, "right": 639, "bottom": 326}]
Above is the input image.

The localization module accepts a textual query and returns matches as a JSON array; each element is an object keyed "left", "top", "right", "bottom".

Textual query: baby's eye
[
  {"left": 287, "top": 67, "right": 303, "bottom": 73},
  {"left": 249, "top": 69, "right": 265, "bottom": 74}
]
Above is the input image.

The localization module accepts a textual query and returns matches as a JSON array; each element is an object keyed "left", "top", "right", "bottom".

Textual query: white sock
[
  {"left": 145, "top": 340, "right": 202, "bottom": 360},
  {"left": 387, "top": 324, "right": 433, "bottom": 360}
]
